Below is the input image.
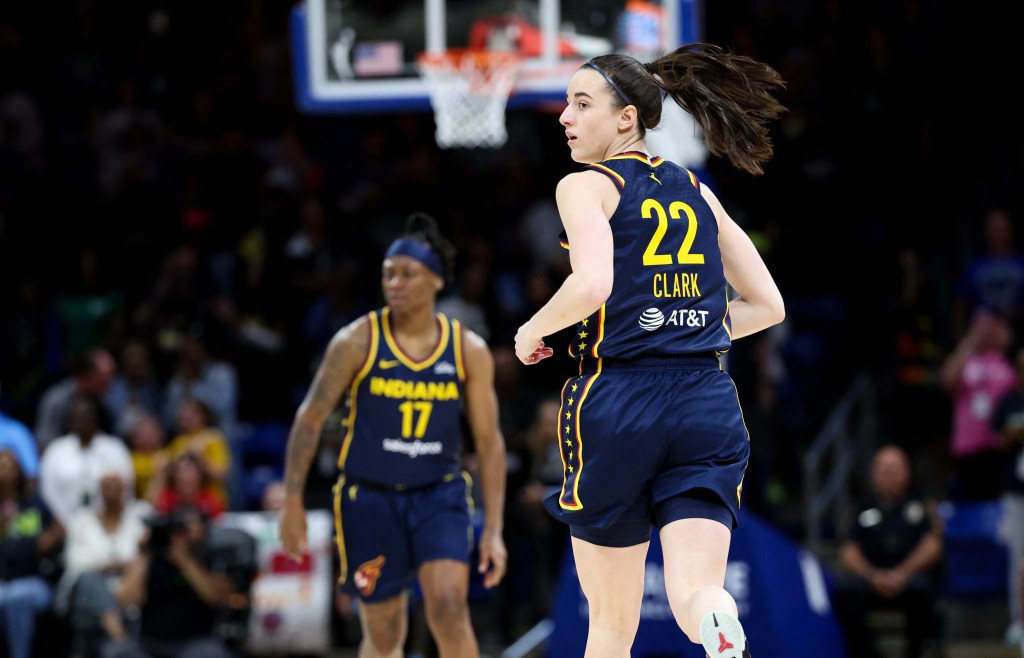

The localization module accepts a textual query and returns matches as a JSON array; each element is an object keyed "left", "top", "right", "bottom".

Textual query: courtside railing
[{"left": 802, "top": 372, "right": 878, "bottom": 556}]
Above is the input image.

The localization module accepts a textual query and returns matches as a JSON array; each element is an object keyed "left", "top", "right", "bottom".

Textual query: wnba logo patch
[
  {"left": 354, "top": 555, "right": 386, "bottom": 596},
  {"left": 638, "top": 308, "right": 665, "bottom": 331}
]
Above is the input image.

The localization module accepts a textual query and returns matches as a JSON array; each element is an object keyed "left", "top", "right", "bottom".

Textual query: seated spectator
[
  {"left": 166, "top": 397, "right": 231, "bottom": 508},
  {"left": 0, "top": 382, "right": 39, "bottom": 482},
  {"left": 260, "top": 479, "right": 285, "bottom": 513},
  {"left": 40, "top": 393, "right": 136, "bottom": 525},
  {"left": 105, "top": 338, "right": 163, "bottom": 437},
  {"left": 103, "top": 505, "right": 235, "bottom": 658},
  {"left": 123, "top": 414, "right": 168, "bottom": 502},
  {"left": 147, "top": 453, "right": 226, "bottom": 521},
  {"left": 161, "top": 325, "right": 239, "bottom": 445},
  {"left": 834, "top": 444, "right": 945, "bottom": 658},
  {"left": 0, "top": 447, "right": 65, "bottom": 658},
  {"left": 56, "top": 465, "right": 153, "bottom": 658},
  {"left": 34, "top": 346, "right": 117, "bottom": 448}
]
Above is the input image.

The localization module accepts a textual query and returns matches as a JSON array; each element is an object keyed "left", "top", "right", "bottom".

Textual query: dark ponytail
[{"left": 587, "top": 43, "right": 786, "bottom": 175}]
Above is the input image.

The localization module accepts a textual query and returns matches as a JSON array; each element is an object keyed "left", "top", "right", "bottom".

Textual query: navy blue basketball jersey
[
  {"left": 338, "top": 308, "right": 467, "bottom": 488},
  {"left": 562, "top": 152, "right": 732, "bottom": 361}
]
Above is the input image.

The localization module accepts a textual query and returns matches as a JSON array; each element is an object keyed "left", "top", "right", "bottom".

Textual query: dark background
[{"left": 1, "top": 0, "right": 1022, "bottom": 518}]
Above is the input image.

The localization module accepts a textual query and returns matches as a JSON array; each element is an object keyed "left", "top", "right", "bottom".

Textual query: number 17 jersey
[{"left": 338, "top": 308, "right": 467, "bottom": 488}]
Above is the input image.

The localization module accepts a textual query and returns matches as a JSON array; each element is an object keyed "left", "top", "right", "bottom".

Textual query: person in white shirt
[
  {"left": 40, "top": 394, "right": 135, "bottom": 526},
  {"left": 55, "top": 465, "right": 153, "bottom": 658}
]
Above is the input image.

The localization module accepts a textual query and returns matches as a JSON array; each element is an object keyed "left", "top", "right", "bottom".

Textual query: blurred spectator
[
  {"left": 131, "top": 245, "right": 226, "bottom": 348},
  {"left": 34, "top": 346, "right": 117, "bottom": 448},
  {"left": 517, "top": 196, "right": 566, "bottom": 273},
  {"left": 0, "top": 85, "right": 44, "bottom": 171},
  {"left": 990, "top": 345, "right": 1024, "bottom": 646},
  {"left": 522, "top": 397, "right": 565, "bottom": 497},
  {"left": 834, "top": 444, "right": 944, "bottom": 658},
  {"left": 161, "top": 325, "right": 239, "bottom": 444},
  {"left": 105, "top": 504, "right": 234, "bottom": 658},
  {"left": 0, "top": 276, "right": 63, "bottom": 417},
  {"left": 438, "top": 259, "right": 493, "bottom": 342},
  {"left": 92, "top": 77, "right": 163, "bottom": 199},
  {"left": 146, "top": 452, "right": 226, "bottom": 521},
  {"left": 880, "top": 246, "right": 951, "bottom": 496},
  {"left": 105, "top": 338, "right": 164, "bottom": 437},
  {"left": 301, "top": 257, "right": 374, "bottom": 363},
  {"left": 502, "top": 396, "right": 568, "bottom": 639},
  {"left": 727, "top": 323, "right": 790, "bottom": 519},
  {"left": 56, "top": 465, "right": 153, "bottom": 658},
  {"left": 0, "top": 382, "right": 39, "bottom": 481},
  {"left": 952, "top": 207, "right": 1024, "bottom": 342},
  {"left": 281, "top": 195, "right": 337, "bottom": 316},
  {"left": 491, "top": 345, "right": 544, "bottom": 446},
  {"left": 50, "top": 246, "right": 126, "bottom": 362},
  {"left": 939, "top": 309, "right": 1016, "bottom": 501},
  {"left": 123, "top": 414, "right": 168, "bottom": 502},
  {"left": 1015, "top": 564, "right": 1024, "bottom": 654},
  {"left": 39, "top": 394, "right": 135, "bottom": 525},
  {"left": 260, "top": 479, "right": 285, "bottom": 513},
  {"left": 166, "top": 397, "right": 231, "bottom": 508},
  {"left": 0, "top": 447, "right": 65, "bottom": 658}
]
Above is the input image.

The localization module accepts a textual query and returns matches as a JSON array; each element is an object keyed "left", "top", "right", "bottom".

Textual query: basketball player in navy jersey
[
  {"left": 279, "top": 213, "right": 507, "bottom": 658},
  {"left": 514, "top": 44, "right": 786, "bottom": 658}
]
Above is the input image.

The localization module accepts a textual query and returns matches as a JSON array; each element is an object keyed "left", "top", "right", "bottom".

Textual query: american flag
[{"left": 353, "top": 41, "right": 404, "bottom": 77}]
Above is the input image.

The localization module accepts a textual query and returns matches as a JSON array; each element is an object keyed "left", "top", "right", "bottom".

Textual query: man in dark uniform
[{"left": 834, "top": 444, "right": 944, "bottom": 658}]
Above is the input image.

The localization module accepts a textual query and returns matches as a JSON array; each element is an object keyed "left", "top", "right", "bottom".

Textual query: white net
[{"left": 417, "top": 50, "right": 521, "bottom": 149}]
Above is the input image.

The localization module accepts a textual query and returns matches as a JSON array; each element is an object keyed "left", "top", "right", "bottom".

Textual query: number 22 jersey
[{"left": 562, "top": 152, "right": 733, "bottom": 361}]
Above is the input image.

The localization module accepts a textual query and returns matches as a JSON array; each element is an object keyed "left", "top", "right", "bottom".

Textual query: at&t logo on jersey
[
  {"left": 638, "top": 307, "right": 709, "bottom": 331},
  {"left": 639, "top": 308, "right": 665, "bottom": 331}
]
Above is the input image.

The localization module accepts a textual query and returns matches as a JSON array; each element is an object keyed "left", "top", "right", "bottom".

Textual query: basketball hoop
[{"left": 416, "top": 49, "right": 521, "bottom": 149}]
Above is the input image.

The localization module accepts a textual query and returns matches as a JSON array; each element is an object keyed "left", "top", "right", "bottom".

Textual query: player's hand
[
  {"left": 278, "top": 495, "right": 309, "bottom": 562},
  {"left": 477, "top": 527, "right": 508, "bottom": 589},
  {"left": 514, "top": 324, "right": 553, "bottom": 365}
]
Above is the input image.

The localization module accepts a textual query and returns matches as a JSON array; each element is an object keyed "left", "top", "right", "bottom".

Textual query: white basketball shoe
[{"left": 700, "top": 611, "right": 751, "bottom": 658}]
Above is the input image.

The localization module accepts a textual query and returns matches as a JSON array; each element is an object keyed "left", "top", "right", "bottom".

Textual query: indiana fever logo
[{"left": 354, "top": 555, "right": 386, "bottom": 596}]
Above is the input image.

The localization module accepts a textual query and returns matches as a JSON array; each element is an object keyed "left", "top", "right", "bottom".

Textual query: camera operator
[{"left": 102, "top": 505, "right": 234, "bottom": 658}]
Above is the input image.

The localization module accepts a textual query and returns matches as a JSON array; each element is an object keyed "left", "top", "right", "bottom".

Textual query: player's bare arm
[
  {"left": 702, "top": 184, "right": 785, "bottom": 339},
  {"left": 515, "top": 171, "right": 614, "bottom": 364},
  {"left": 279, "top": 316, "right": 369, "bottom": 559},
  {"left": 461, "top": 328, "right": 508, "bottom": 588},
  {"left": 283, "top": 317, "right": 369, "bottom": 495}
]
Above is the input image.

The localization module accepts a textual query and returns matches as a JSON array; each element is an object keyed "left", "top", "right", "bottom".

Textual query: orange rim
[{"left": 416, "top": 48, "right": 521, "bottom": 70}]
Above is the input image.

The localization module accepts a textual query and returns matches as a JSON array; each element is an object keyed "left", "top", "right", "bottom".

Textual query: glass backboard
[{"left": 291, "top": 0, "right": 703, "bottom": 114}]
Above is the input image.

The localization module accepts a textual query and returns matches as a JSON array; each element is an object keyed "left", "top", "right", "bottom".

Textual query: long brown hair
[{"left": 586, "top": 43, "right": 787, "bottom": 175}]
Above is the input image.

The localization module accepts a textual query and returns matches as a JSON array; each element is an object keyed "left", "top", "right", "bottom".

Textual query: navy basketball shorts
[
  {"left": 543, "top": 355, "right": 750, "bottom": 548},
  {"left": 333, "top": 472, "right": 475, "bottom": 602}
]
